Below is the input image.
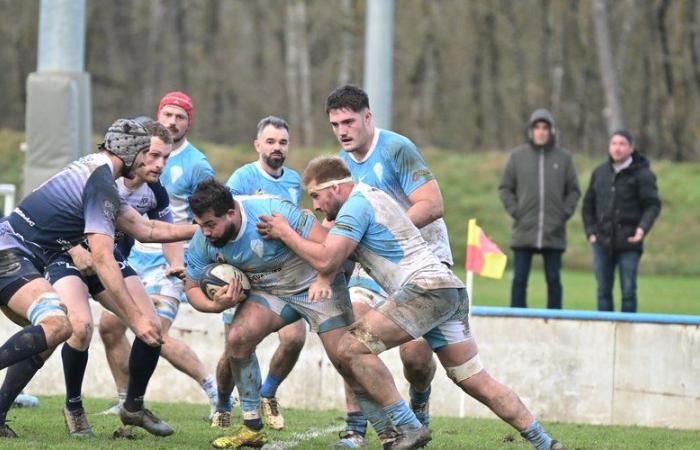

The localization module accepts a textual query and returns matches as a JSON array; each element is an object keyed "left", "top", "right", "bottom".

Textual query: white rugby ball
[{"left": 200, "top": 263, "right": 251, "bottom": 301}]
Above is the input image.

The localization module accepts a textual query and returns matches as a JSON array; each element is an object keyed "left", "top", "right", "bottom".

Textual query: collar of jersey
[
  {"left": 348, "top": 127, "right": 381, "bottom": 164},
  {"left": 170, "top": 139, "right": 190, "bottom": 158},
  {"left": 255, "top": 161, "right": 284, "bottom": 182}
]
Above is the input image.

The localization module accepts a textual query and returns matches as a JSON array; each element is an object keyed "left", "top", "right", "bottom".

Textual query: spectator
[
  {"left": 498, "top": 108, "right": 580, "bottom": 309},
  {"left": 582, "top": 129, "right": 661, "bottom": 313}
]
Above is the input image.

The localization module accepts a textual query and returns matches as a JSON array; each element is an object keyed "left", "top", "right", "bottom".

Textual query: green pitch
[{"left": 2, "top": 396, "right": 698, "bottom": 449}]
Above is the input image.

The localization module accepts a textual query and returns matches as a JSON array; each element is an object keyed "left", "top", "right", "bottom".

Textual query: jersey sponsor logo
[
  {"left": 137, "top": 196, "right": 151, "bottom": 208},
  {"left": 411, "top": 168, "right": 432, "bottom": 181},
  {"left": 255, "top": 188, "right": 264, "bottom": 196},
  {"left": 103, "top": 200, "right": 116, "bottom": 222},
  {"left": 13, "top": 208, "right": 36, "bottom": 227},
  {"left": 158, "top": 207, "right": 172, "bottom": 218},
  {"left": 247, "top": 266, "right": 281, "bottom": 282},
  {"left": 334, "top": 223, "right": 353, "bottom": 233}
]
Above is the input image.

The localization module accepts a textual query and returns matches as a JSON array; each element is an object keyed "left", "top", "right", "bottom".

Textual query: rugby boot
[
  {"left": 332, "top": 429, "right": 368, "bottom": 448},
  {"left": 119, "top": 405, "right": 174, "bottom": 436},
  {"left": 63, "top": 406, "right": 93, "bottom": 438},
  {"left": 383, "top": 425, "right": 431, "bottom": 450},
  {"left": 261, "top": 396, "right": 285, "bottom": 430},
  {"left": 550, "top": 440, "right": 567, "bottom": 450},
  {"left": 211, "top": 425, "right": 268, "bottom": 448},
  {"left": 210, "top": 410, "right": 232, "bottom": 428},
  {"left": 0, "top": 424, "right": 17, "bottom": 438}
]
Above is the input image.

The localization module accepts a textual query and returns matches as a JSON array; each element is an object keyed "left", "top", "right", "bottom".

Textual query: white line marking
[{"left": 261, "top": 424, "right": 345, "bottom": 449}]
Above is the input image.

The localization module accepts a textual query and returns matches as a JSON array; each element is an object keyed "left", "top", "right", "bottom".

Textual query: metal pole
[
  {"left": 364, "top": 0, "right": 394, "bottom": 129},
  {"left": 37, "top": 0, "right": 86, "bottom": 72}
]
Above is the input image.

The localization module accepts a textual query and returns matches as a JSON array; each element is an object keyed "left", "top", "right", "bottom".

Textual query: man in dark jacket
[
  {"left": 499, "top": 109, "right": 580, "bottom": 309},
  {"left": 582, "top": 129, "right": 660, "bottom": 313}
]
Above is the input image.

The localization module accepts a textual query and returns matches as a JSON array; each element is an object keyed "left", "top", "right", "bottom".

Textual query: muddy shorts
[{"left": 378, "top": 284, "right": 471, "bottom": 350}]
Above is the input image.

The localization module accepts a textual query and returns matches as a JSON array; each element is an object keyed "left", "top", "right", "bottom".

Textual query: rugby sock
[
  {"left": 520, "top": 419, "right": 553, "bottom": 450},
  {"left": 355, "top": 393, "right": 392, "bottom": 436},
  {"left": 124, "top": 337, "right": 161, "bottom": 412},
  {"left": 384, "top": 399, "right": 422, "bottom": 432},
  {"left": 0, "top": 355, "right": 44, "bottom": 425},
  {"left": 260, "top": 373, "right": 282, "bottom": 398},
  {"left": 200, "top": 374, "right": 218, "bottom": 399},
  {"left": 230, "top": 352, "right": 262, "bottom": 430},
  {"left": 61, "top": 343, "right": 89, "bottom": 412},
  {"left": 345, "top": 411, "right": 368, "bottom": 437},
  {"left": 409, "top": 385, "right": 431, "bottom": 404},
  {"left": 216, "top": 391, "right": 233, "bottom": 413},
  {"left": 0, "top": 325, "right": 48, "bottom": 370}
]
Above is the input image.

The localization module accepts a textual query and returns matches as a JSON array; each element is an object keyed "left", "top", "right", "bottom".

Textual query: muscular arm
[
  {"left": 406, "top": 180, "right": 445, "bottom": 228},
  {"left": 163, "top": 241, "right": 185, "bottom": 275},
  {"left": 116, "top": 206, "right": 196, "bottom": 243},
  {"left": 87, "top": 233, "right": 160, "bottom": 345},
  {"left": 258, "top": 214, "right": 355, "bottom": 275},
  {"left": 185, "top": 278, "right": 241, "bottom": 313}
]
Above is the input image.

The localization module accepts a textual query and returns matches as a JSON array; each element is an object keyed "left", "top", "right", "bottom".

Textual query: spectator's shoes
[
  {"left": 332, "top": 430, "right": 368, "bottom": 448},
  {"left": 63, "top": 406, "right": 93, "bottom": 438},
  {"left": 210, "top": 425, "right": 267, "bottom": 448},
  {"left": 119, "top": 406, "right": 174, "bottom": 436},
  {"left": 210, "top": 411, "right": 232, "bottom": 428},
  {"left": 261, "top": 396, "right": 285, "bottom": 430},
  {"left": 383, "top": 425, "right": 431, "bottom": 450}
]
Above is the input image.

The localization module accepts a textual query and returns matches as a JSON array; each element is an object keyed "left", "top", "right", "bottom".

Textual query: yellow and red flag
[{"left": 465, "top": 219, "right": 507, "bottom": 279}]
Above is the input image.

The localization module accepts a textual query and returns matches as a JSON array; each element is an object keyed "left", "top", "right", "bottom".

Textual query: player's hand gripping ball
[{"left": 200, "top": 263, "right": 251, "bottom": 301}]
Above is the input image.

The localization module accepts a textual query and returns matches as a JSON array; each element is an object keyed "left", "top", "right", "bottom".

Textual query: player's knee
[
  {"left": 400, "top": 342, "right": 434, "bottom": 372},
  {"left": 445, "top": 354, "right": 484, "bottom": 384},
  {"left": 226, "top": 331, "right": 256, "bottom": 359},
  {"left": 69, "top": 319, "right": 94, "bottom": 348},
  {"left": 279, "top": 327, "right": 306, "bottom": 352},
  {"left": 342, "top": 321, "right": 386, "bottom": 357},
  {"left": 28, "top": 292, "right": 71, "bottom": 344}
]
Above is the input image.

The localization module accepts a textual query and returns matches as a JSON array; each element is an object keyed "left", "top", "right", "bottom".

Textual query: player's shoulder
[{"left": 376, "top": 129, "right": 420, "bottom": 160}]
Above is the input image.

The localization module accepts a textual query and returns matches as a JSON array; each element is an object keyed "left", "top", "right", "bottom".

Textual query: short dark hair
[
  {"left": 302, "top": 155, "right": 352, "bottom": 188},
  {"left": 189, "top": 178, "right": 235, "bottom": 218},
  {"left": 141, "top": 120, "right": 173, "bottom": 145},
  {"left": 325, "top": 84, "right": 370, "bottom": 115},
  {"left": 256, "top": 116, "right": 289, "bottom": 138}
]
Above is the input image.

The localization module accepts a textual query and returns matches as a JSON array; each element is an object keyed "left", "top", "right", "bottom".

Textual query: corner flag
[{"left": 465, "top": 219, "right": 507, "bottom": 279}]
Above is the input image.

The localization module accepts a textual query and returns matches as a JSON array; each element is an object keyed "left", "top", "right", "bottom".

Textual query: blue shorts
[
  {"left": 378, "top": 285, "right": 471, "bottom": 350},
  {"left": 233, "top": 272, "right": 354, "bottom": 333},
  {"left": 0, "top": 249, "right": 44, "bottom": 305},
  {"left": 45, "top": 248, "right": 137, "bottom": 297}
]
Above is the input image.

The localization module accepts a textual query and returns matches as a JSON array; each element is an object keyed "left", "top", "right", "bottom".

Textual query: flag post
[{"left": 466, "top": 219, "right": 476, "bottom": 316}]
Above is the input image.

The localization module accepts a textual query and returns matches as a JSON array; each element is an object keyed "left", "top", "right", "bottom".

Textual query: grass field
[
  {"left": 451, "top": 267, "right": 700, "bottom": 316},
  {"left": 3, "top": 396, "right": 699, "bottom": 449}
]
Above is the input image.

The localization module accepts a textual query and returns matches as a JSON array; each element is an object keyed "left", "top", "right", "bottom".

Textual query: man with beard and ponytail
[
  {"left": 98, "top": 93, "right": 219, "bottom": 418},
  {"left": 214, "top": 116, "right": 306, "bottom": 430},
  {"left": 0, "top": 118, "right": 196, "bottom": 438}
]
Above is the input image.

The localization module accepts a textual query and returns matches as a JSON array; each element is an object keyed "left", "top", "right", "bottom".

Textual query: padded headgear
[{"left": 100, "top": 118, "right": 151, "bottom": 173}]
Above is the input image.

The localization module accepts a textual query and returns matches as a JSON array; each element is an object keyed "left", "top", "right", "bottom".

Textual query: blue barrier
[{"left": 471, "top": 306, "right": 700, "bottom": 325}]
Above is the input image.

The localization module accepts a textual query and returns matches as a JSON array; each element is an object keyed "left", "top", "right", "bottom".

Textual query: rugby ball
[{"left": 200, "top": 263, "right": 251, "bottom": 301}]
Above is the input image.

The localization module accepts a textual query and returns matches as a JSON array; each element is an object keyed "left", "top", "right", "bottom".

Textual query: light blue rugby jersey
[
  {"left": 130, "top": 140, "right": 214, "bottom": 268},
  {"left": 339, "top": 128, "right": 453, "bottom": 293},
  {"left": 329, "top": 183, "right": 463, "bottom": 294},
  {"left": 226, "top": 161, "right": 302, "bottom": 206},
  {"left": 186, "top": 195, "right": 317, "bottom": 297}
]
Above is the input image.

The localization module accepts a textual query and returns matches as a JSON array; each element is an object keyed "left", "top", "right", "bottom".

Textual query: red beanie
[{"left": 157, "top": 91, "right": 194, "bottom": 126}]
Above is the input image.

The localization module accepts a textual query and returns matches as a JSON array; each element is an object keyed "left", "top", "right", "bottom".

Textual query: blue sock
[
  {"left": 520, "top": 419, "right": 553, "bottom": 450},
  {"left": 61, "top": 343, "right": 89, "bottom": 412},
  {"left": 355, "top": 393, "right": 392, "bottom": 436},
  {"left": 230, "top": 352, "right": 261, "bottom": 420},
  {"left": 124, "top": 338, "right": 161, "bottom": 412},
  {"left": 384, "top": 399, "right": 422, "bottom": 432},
  {"left": 0, "top": 355, "right": 44, "bottom": 425},
  {"left": 0, "top": 325, "right": 48, "bottom": 370},
  {"left": 409, "top": 386, "right": 431, "bottom": 405},
  {"left": 345, "top": 411, "right": 368, "bottom": 436},
  {"left": 260, "top": 373, "right": 282, "bottom": 398}
]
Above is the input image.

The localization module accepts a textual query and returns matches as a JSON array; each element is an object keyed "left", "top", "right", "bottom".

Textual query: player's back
[
  {"left": 332, "top": 183, "right": 462, "bottom": 294},
  {"left": 226, "top": 161, "right": 302, "bottom": 205}
]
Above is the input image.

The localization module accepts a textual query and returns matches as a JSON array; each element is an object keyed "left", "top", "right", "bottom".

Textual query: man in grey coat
[{"left": 498, "top": 109, "right": 580, "bottom": 309}]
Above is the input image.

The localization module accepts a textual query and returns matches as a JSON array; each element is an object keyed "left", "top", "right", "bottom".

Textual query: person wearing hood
[
  {"left": 499, "top": 109, "right": 580, "bottom": 309},
  {"left": 582, "top": 130, "right": 660, "bottom": 313}
]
